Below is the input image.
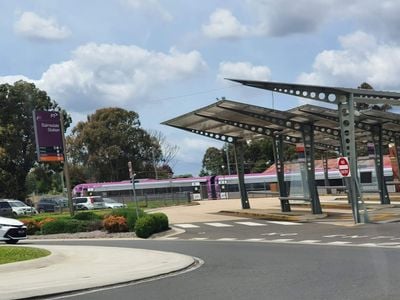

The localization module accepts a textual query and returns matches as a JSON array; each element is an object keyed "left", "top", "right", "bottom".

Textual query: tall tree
[
  {"left": 200, "top": 147, "right": 225, "bottom": 176},
  {"left": 0, "top": 81, "right": 69, "bottom": 200},
  {"left": 67, "top": 107, "right": 159, "bottom": 182}
]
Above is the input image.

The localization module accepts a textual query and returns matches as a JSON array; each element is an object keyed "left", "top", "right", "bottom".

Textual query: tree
[
  {"left": 67, "top": 107, "right": 160, "bottom": 182},
  {"left": 200, "top": 147, "right": 225, "bottom": 175},
  {"left": 0, "top": 81, "right": 69, "bottom": 200}
]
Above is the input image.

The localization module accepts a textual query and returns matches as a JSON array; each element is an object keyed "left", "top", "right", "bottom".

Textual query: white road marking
[
  {"left": 327, "top": 241, "right": 352, "bottom": 245},
  {"left": 235, "top": 222, "right": 266, "bottom": 226},
  {"left": 323, "top": 234, "right": 346, "bottom": 238},
  {"left": 371, "top": 236, "right": 394, "bottom": 240},
  {"left": 191, "top": 238, "right": 208, "bottom": 241},
  {"left": 245, "top": 238, "right": 265, "bottom": 242},
  {"left": 359, "top": 243, "right": 378, "bottom": 247},
  {"left": 163, "top": 237, "right": 179, "bottom": 240},
  {"left": 205, "top": 222, "right": 233, "bottom": 227},
  {"left": 298, "top": 240, "right": 321, "bottom": 244},
  {"left": 261, "top": 232, "right": 278, "bottom": 236},
  {"left": 280, "top": 233, "right": 298, "bottom": 236},
  {"left": 376, "top": 242, "right": 400, "bottom": 246},
  {"left": 217, "top": 238, "right": 237, "bottom": 241},
  {"left": 266, "top": 221, "right": 302, "bottom": 226},
  {"left": 270, "top": 239, "right": 294, "bottom": 242},
  {"left": 174, "top": 224, "right": 200, "bottom": 228}
]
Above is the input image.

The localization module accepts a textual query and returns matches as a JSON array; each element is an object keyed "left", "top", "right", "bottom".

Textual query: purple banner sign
[{"left": 33, "top": 111, "right": 64, "bottom": 162}]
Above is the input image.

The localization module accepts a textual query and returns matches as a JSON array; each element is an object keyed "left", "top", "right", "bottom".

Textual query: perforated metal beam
[
  {"left": 166, "top": 124, "right": 239, "bottom": 144},
  {"left": 233, "top": 141, "right": 250, "bottom": 209},
  {"left": 273, "top": 135, "right": 290, "bottom": 212}
]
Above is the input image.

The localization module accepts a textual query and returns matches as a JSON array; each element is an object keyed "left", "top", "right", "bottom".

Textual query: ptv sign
[{"left": 337, "top": 157, "right": 351, "bottom": 177}]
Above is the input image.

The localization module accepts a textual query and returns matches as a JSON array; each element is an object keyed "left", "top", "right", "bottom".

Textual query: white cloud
[
  {"left": 121, "top": 0, "right": 173, "bottom": 21},
  {"left": 203, "top": 1, "right": 400, "bottom": 40},
  {"left": 297, "top": 31, "right": 400, "bottom": 90},
  {"left": 202, "top": 8, "right": 249, "bottom": 39},
  {"left": 14, "top": 11, "right": 71, "bottom": 41},
  {"left": 31, "top": 43, "right": 206, "bottom": 113},
  {"left": 175, "top": 137, "right": 221, "bottom": 164},
  {"left": 217, "top": 61, "right": 271, "bottom": 82}
]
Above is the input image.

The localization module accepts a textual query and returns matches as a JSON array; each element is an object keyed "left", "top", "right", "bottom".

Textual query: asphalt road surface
[{"left": 34, "top": 222, "right": 400, "bottom": 300}]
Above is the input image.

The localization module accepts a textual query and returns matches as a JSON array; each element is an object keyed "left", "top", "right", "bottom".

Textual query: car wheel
[{"left": 5, "top": 239, "right": 18, "bottom": 244}]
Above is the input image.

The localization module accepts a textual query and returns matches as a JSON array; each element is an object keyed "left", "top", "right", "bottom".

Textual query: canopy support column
[
  {"left": 273, "top": 135, "right": 291, "bottom": 212},
  {"left": 338, "top": 94, "right": 361, "bottom": 223},
  {"left": 233, "top": 141, "right": 250, "bottom": 209},
  {"left": 302, "top": 125, "right": 322, "bottom": 214},
  {"left": 372, "top": 125, "right": 390, "bottom": 204}
]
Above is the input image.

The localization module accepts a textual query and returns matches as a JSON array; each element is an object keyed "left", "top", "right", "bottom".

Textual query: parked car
[
  {"left": 36, "top": 197, "right": 68, "bottom": 213},
  {"left": 103, "top": 198, "right": 126, "bottom": 209},
  {"left": 0, "top": 200, "right": 13, "bottom": 217},
  {"left": 0, "top": 216, "right": 27, "bottom": 244},
  {"left": 72, "top": 196, "right": 106, "bottom": 210},
  {"left": 0, "top": 199, "right": 38, "bottom": 216}
]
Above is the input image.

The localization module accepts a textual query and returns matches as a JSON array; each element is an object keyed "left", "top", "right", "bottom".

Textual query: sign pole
[{"left": 60, "top": 113, "right": 74, "bottom": 216}]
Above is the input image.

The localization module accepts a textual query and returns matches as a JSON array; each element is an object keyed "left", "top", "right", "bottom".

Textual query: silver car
[{"left": 0, "top": 216, "right": 27, "bottom": 244}]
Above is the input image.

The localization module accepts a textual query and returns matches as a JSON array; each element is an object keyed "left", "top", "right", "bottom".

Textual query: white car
[
  {"left": 0, "top": 216, "right": 27, "bottom": 244},
  {"left": 103, "top": 198, "right": 126, "bottom": 209},
  {"left": 1, "top": 199, "right": 38, "bottom": 216},
  {"left": 72, "top": 196, "right": 106, "bottom": 210}
]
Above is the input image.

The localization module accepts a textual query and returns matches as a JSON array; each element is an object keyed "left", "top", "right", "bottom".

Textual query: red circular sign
[{"left": 338, "top": 157, "right": 350, "bottom": 177}]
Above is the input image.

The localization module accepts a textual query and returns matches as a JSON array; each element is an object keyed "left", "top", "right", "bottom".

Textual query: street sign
[
  {"left": 337, "top": 157, "right": 351, "bottom": 177},
  {"left": 33, "top": 111, "right": 64, "bottom": 162}
]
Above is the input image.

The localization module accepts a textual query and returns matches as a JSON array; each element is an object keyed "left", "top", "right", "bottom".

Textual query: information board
[{"left": 33, "top": 111, "right": 64, "bottom": 162}]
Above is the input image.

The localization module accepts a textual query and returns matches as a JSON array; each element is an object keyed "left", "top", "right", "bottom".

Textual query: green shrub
[
  {"left": 134, "top": 213, "right": 169, "bottom": 238},
  {"left": 73, "top": 211, "right": 101, "bottom": 221},
  {"left": 103, "top": 216, "right": 128, "bottom": 233},
  {"left": 110, "top": 208, "right": 144, "bottom": 231},
  {"left": 150, "top": 213, "right": 169, "bottom": 232},
  {"left": 134, "top": 215, "right": 156, "bottom": 238},
  {"left": 41, "top": 219, "right": 88, "bottom": 234}
]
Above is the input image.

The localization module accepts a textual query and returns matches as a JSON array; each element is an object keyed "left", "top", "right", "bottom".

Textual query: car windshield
[{"left": 9, "top": 201, "right": 27, "bottom": 207}]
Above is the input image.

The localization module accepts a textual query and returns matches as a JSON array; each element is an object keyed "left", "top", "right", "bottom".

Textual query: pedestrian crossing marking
[
  {"left": 245, "top": 238, "right": 265, "bottom": 242},
  {"left": 327, "top": 241, "right": 352, "bottom": 245},
  {"left": 266, "top": 221, "right": 302, "bottom": 226},
  {"left": 204, "top": 222, "right": 233, "bottom": 227},
  {"left": 191, "top": 238, "right": 208, "bottom": 241},
  {"left": 298, "top": 240, "right": 321, "bottom": 244},
  {"left": 175, "top": 224, "right": 200, "bottom": 228},
  {"left": 235, "top": 222, "right": 266, "bottom": 226},
  {"left": 271, "top": 239, "right": 293, "bottom": 242},
  {"left": 217, "top": 238, "right": 237, "bottom": 241},
  {"left": 376, "top": 242, "right": 400, "bottom": 246}
]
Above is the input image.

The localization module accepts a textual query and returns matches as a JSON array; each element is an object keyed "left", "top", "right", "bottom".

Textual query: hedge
[
  {"left": 110, "top": 207, "right": 144, "bottom": 231},
  {"left": 40, "top": 219, "right": 102, "bottom": 234},
  {"left": 135, "top": 213, "right": 169, "bottom": 238}
]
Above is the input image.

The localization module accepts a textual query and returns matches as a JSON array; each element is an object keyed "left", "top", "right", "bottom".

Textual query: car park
[
  {"left": 103, "top": 198, "right": 126, "bottom": 209},
  {"left": 0, "top": 199, "right": 38, "bottom": 216},
  {"left": 72, "top": 196, "right": 106, "bottom": 210},
  {"left": 36, "top": 197, "right": 68, "bottom": 213},
  {"left": 0, "top": 216, "right": 27, "bottom": 244}
]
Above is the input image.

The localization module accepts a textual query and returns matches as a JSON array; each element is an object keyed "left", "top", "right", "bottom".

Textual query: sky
[{"left": 2, "top": 0, "right": 400, "bottom": 176}]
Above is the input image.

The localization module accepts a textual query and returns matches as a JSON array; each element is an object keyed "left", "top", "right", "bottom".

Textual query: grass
[{"left": 0, "top": 246, "right": 50, "bottom": 264}]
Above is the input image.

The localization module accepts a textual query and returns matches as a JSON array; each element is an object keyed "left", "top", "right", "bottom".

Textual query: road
[{"left": 31, "top": 220, "right": 400, "bottom": 300}]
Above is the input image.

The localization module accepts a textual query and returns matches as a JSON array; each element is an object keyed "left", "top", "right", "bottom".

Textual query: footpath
[{"left": 2, "top": 195, "right": 400, "bottom": 299}]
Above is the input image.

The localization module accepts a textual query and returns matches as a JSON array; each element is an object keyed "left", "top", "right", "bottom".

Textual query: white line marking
[
  {"left": 217, "top": 238, "right": 237, "bottom": 241},
  {"left": 261, "top": 232, "right": 278, "bottom": 236},
  {"left": 298, "top": 240, "right": 321, "bottom": 244},
  {"left": 280, "top": 233, "right": 298, "bottom": 236},
  {"left": 371, "top": 236, "right": 394, "bottom": 240},
  {"left": 323, "top": 234, "right": 346, "bottom": 238},
  {"left": 191, "top": 238, "right": 208, "bottom": 241},
  {"left": 163, "top": 237, "right": 179, "bottom": 240},
  {"left": 174, "top": 224, "right": 200, "bottom": 228},
  {"left": 327, "top": 241, "right": 352, "bottom": 245},
  {"left": 270, "top": 239, "right": 294, "bottom": 242},
  {"left": 359, "top": 243, "right": 378, "bottom": 247},
  {"left": 245, "top": 238, "right": 265, "bottom": 242},
  {"left": 235, "top": 222, "right": 266, "bottom": 226},
  {"left": 376, "top": 243, "right": 400, "bottom": 246},
  {"left": 266, "top": 221, "right": 302, "bottom": 226},
  {"left": 205, "top": 223, "right": 233, "bottom": 227}
]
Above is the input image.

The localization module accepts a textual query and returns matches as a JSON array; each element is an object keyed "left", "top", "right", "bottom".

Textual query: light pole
[{"left": 128, "top": 161, "right": 139, "bottom": 218}]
